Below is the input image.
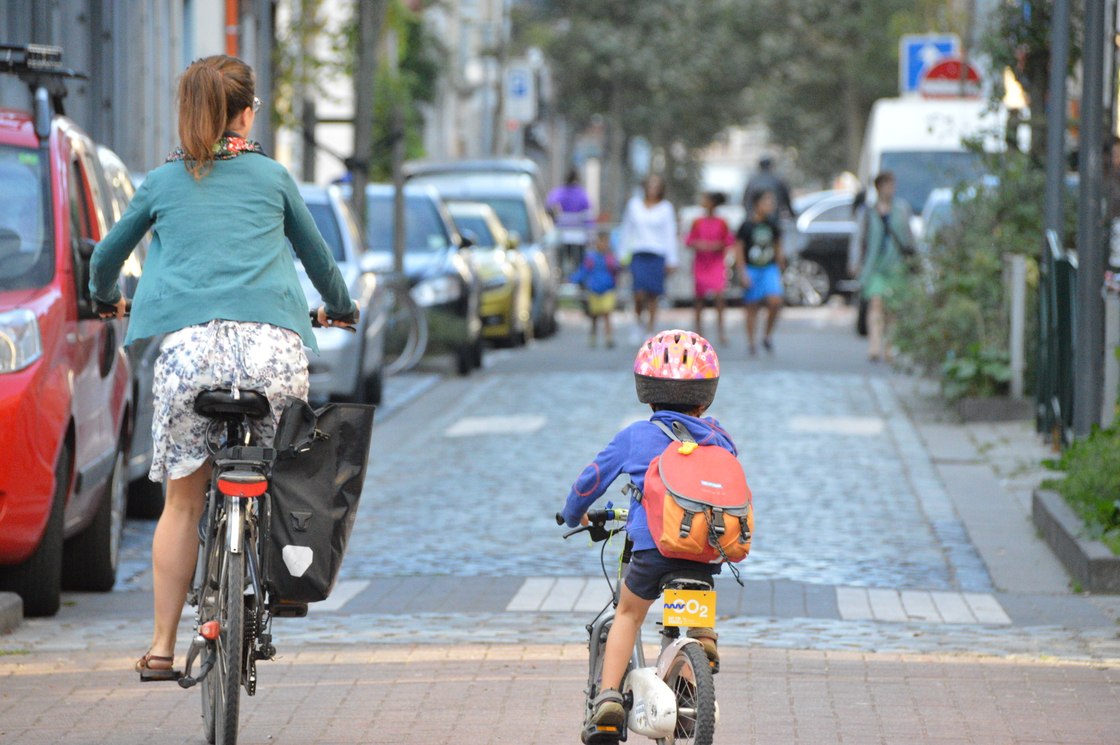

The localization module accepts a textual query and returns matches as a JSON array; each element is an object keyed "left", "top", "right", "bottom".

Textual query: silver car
[{"left": 296, "top": 184, "right": 387, "bottom": 404}]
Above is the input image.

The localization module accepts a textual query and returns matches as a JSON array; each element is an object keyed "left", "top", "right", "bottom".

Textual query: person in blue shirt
[
  {"left": 560, "top": 330, "right": 734, "bottom": 731},
  {"left": 569, "top": 228, "right": 619, "bottom": 348}
]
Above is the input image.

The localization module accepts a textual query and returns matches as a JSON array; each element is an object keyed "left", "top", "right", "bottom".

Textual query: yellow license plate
[{"left": 662, "top": 589, "right": 716, "bottom": 628}]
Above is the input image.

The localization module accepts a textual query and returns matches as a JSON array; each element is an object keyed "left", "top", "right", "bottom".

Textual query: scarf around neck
[{"left": 167, "top": 132, "right": 265, "bottom": 163}]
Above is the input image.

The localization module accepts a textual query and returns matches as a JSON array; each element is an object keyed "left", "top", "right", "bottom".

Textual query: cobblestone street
[{"left": 3, "top": 307, "right": 1119, "bottom": 744}]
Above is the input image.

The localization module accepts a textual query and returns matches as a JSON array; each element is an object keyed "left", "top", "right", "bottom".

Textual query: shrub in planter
[{"left": 1044, "top": 427, "right": 1120, "bottom": 555}]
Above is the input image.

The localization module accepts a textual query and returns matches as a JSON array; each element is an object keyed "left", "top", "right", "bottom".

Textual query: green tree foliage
[
  {"left": 540, "top": 0, "right": 753, "bottom": 200},
  {"left": 887, "top": 150, "right": 1065, "bottom": 398},
  {"left": 982, "top": 0, "right": 1081, "bottom": 163}
]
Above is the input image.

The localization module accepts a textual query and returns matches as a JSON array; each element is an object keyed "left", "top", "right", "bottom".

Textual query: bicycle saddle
[
  {"left": 194, "top": 389, "right": 271, "bottom": 419},
  {"left": 659, "top": 570, "right": 714, "bottom": 593}
]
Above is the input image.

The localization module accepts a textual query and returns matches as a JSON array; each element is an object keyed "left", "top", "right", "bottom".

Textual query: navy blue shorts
[
  {"left": 630, "top": 252, "right": 667, "bottom": 295},
  {"left": 624, "top": 549, "right": 720, "bottom": 601}
]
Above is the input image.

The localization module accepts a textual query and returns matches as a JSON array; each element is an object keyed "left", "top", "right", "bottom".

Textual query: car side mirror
[
  {"left": 459, "top": 229, "right": 477, "bottom": 249},
  {"left": 78, "top": 237, "right": 97, "bottom": 259},
  {"left": 507, "top": 230, "right": 521, "bottom": 249}
]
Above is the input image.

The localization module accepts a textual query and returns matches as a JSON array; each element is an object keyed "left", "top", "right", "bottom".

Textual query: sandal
[
  {"left": 590, "top": 687, "right": 625, "bottom": 727},
  {"left": 135, "top": 650, "right": 182, "bottom": 682}
]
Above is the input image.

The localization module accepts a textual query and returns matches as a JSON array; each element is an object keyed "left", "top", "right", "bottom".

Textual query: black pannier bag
[{"left": 266, "top": 396, "right": 375, "bottom": 604}]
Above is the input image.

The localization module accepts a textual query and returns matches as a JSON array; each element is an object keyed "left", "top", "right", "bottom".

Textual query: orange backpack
[{"left": 638, "top": 421, "right": 753, "bottom": 564}]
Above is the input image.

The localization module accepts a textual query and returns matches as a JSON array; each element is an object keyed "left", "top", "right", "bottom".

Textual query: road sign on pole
[
  {"left": 899, "top": 33, "right": 960, "bottom": 95},
  {"left": 505, "top": 63, "right": 537, "bottom": 124}
]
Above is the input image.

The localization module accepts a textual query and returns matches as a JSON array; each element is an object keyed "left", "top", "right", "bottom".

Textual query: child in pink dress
[{"left": 685, "top": 192, "right": 735, "bottom": 343}]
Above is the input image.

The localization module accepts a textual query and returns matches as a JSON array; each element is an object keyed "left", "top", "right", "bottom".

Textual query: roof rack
[{"left": 0, "top": 43, "right": 87, "bottom": 140}]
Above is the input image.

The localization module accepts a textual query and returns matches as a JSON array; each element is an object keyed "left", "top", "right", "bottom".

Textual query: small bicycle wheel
[
  {"left": 659, "top": 643, "right": 716, "bottom": 745},
  {"left": 381, "top": 279, "right": 429, "bottom": 376},
  {"left": 214, "top": 548, "right": 245, "bottom": 745}
]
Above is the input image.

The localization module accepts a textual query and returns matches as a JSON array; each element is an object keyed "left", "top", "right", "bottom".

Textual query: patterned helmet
[{"left": 634, "top": 330, "right": 720, "bottom": 407}]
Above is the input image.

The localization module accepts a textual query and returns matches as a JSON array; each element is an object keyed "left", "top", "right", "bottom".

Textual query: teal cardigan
[{"left": 89, "top": 153, "right": 353, "bottom": 353}]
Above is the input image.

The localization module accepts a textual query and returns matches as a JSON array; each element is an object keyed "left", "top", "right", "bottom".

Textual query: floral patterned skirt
[{"left": 149, "top": 320, "right": 309, "bottom": 482}]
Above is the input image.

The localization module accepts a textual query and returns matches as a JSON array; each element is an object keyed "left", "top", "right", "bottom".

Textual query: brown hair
[
  {"left": 177, "top": 56, "right": 255, "bottom": 179},
  {"left": 873, "top": 171, "right": 895, "bottom": 190},
  {"left": 644, "top": 174, "right": 666, "bottom": 203}
]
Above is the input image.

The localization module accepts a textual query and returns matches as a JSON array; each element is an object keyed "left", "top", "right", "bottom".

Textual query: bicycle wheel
[
  {"left": 214, "top": 548, "right": 245, "bottom": 745},
  {"left": 658, "top": 643, "right": 716, "bottom": 745},
  {"left": 199, "top": 517, "right": 224, "bottom": 744},
  {"left": 381, "top": 279, "right": 428, "bottom": 376}
]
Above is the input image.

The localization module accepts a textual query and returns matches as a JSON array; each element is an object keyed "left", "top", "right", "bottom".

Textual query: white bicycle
[{"left": 557, "top": 508, "right": 719, "bottom": 745}]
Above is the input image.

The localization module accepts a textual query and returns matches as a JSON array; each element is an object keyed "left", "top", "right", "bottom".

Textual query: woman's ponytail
[{"left": 177, "top": 56, "right": 255, "bottom": 179}]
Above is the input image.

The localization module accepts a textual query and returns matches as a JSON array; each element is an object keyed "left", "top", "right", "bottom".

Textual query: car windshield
[
  {"left": 366, "top": 194, "right": 451, "bottom": 253},
  {"left": 306, "top": 202, "right": 346, "bottom": 262},
  {"left": 0, "top": 145, "right": 52, "bottom": 290},
  {"left": 878, "top": 151, "right": 985, "bottom": 213},
  {"left": 478, "top": 198, "right": 531, "bottom": 240},
  {"left": 452, "top": 214, "right": 496, "bottom": 247}
]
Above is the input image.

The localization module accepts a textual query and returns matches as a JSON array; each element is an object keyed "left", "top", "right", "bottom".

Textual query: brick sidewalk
[{"left": 2, "top": 645, "right": 1118, "bottom": 744}]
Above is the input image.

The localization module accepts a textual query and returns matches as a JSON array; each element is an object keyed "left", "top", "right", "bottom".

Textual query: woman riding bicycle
[{"left": 88, "top": 55, "right": 357, "bottom": 681}]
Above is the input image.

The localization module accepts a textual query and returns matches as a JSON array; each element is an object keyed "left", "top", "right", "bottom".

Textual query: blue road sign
[{"left": 899, "top": 34, "right": 960, "bottom": 94}]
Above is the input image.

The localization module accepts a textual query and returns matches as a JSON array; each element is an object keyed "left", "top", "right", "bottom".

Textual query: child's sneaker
[
  {"left": 687, "top": 627, "right": 719, "bottom": 672},
  {"left": 590, "top": 688, "right": 625, "bottom": 726}
]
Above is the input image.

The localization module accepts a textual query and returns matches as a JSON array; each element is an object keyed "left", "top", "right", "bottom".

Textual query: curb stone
[
  {"left": 0, "top": 591, "right": 22, "bottom": 634},
  {"left": 1033, "top": 489, "right": 1120, "bottom": 592}
]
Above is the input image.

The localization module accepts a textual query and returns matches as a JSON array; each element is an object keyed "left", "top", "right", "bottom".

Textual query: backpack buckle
[
  {"left": 679, "top": 511, "right": 694, "bottom": 538},
  {"left": 710, "top": 508, "right": 726, "bottom": 536}
]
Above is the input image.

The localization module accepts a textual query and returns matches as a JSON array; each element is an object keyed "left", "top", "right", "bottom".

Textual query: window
[
  {"left": 0, "top": 145, "right": 52, "bottom": 290},
  {"left": 813, "top": 203, "right": 854, "bottom": 223},
  {"left": 365, "top": 195, "right": 451, "bottom": 253}
]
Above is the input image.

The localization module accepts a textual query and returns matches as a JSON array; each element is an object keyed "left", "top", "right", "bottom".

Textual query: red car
[{"left": 0, "top": 45, "right": 133, "bottom": 615}]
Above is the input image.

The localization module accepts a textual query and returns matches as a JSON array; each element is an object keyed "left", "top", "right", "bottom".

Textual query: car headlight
[
  {"left": 0, "top": 309, "right": 43, "bottom": 373},
  {"left": 410, "top": 276, "right": 463, "bottom": 307}
]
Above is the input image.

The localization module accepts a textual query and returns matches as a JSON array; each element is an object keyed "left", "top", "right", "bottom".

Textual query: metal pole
[
  {"left": 1009, "top": 253, "right": 1027, "bottom": 399},
  {"left": 350, "top": 0, "right": 384, "bottom": 239},
  {"left": 1040, "top": 0, "right": 1071, "bottom": 434},
  {"left": 388, "top": 28, "right": 406, "bottom": 276},
  {"left": 1073, "top": 0, "right": 1108, "bottom": 437}
]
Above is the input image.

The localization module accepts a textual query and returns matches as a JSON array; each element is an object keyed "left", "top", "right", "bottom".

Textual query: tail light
[{"left": 217, "top": 470, "right": 268, "bottom": 498}]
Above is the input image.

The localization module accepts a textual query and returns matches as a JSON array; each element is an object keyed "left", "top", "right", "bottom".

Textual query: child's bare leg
[
  {"left": 603, "top": 313, "right": 613, "bottom": 346},
  {"left": 715, "top": 295, "right": 726, "bottom": 345},
  {"left": 764, "top": 295, "right": 782, "bottom": 338},
  {"left": 745, "top": 304, "right": 760, "bottom": 352},
  {"left": 600, "top": 585, "right": 656, "bottom": 691}
]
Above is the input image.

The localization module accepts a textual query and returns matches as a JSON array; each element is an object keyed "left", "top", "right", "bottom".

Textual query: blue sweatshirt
[{"left": 562, "top": 411, "right": 738, "bottom": 551}]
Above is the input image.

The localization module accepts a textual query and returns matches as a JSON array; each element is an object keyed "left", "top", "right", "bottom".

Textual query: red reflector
[
  {"left": 200, "top": 621, "right": 220, "bottom": 640},
  {"left": 217, "top": 478, "right": 268, "bottom": 497}
]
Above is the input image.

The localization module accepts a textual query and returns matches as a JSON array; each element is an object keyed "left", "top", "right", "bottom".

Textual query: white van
[{"left": 858, "top": 97, "right": 1009, "bottom": 214}]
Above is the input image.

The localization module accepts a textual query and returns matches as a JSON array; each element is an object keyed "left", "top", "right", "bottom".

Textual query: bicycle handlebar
[
  {"left": 558, "top": 507, "right": 628, "bottom": 542},
  {"left": 309, "top": 307, "right": 358, "bottom": 333},
  {"left": 95, "top": 300, "right": 132, "bottom": 318}
]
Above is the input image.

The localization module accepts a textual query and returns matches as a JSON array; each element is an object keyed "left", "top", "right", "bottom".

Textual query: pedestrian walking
[
  {"left": 547, "top": 168, "right": 595, "bottom": 277},
  {"left": 559, "top": 329, "right": 731, "bottom": 735},
  {"left": 856, "top": 171, "right": 913, "bottom": 362},
  {"left": 735, "top": 190, "right": 785, "bottom": 355},
  {"left": 742, "top": 155, "right": 795, "bottom": 219},
  {"left": 570, "top": 227, "right": 619, "bottom": 348},
  {"left": 620, "top": 174, "right": 678, "bottom": 341},
  {"left": 684, "top": 191, "right": 734, "bottom": 344},
  {"left": 88, "top": 55, "right": 357, "bottom": 680}
]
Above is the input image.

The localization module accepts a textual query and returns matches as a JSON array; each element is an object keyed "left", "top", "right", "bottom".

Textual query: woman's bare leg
[
  {"left": 149, "top": 462, "right": 211, "bottom": 659},
  {"left": 715, "top": 295, "right": 726, "bottom": 345},
  {"left": 868, "top": 296, "right": 884, "bottom": 359}
]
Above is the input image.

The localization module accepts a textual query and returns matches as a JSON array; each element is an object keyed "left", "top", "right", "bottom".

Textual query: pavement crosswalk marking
[
  {"left": 308, "top": 580, "right": 371, "bottom": 612},
  {"left": 838, "top": 587, "right": 1012, "bottom": 625},
  {"left": 443, "top": 414, "right": 547, "bottom": 437},
  {"left": 505, "top": 577, "right": 557, "bottom": 611}
]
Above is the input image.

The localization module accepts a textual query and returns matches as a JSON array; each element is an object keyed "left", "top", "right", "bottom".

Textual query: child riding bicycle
[{"left": 559, "top": 330, "right": 735, "bottom": 731}]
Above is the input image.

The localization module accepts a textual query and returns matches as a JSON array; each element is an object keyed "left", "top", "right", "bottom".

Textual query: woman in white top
[{"left": 620, "top": 174, "right": 678, "bottom": 335}]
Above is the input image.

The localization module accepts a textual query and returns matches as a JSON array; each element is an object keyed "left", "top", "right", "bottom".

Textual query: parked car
[
  {"left": 355, "top": 184, "right": 483, "bottom": 375},
  {"left": 0, "top": 46, "right": 133, "bottom": 614},
  {"left": 296, "top": 183, "right": 388, "bottom": 404},
  {"left": 445, "top": 201, "right": 532, "bottom": 347},
  {"left": 784, "top": 190, "right": 859, "bottom": 305},
  {"left": 406, "top": 162, "right": 559, "bottom": 337},
  {"left": 93, "top": 146, "right": 164, "bottom": 518}
]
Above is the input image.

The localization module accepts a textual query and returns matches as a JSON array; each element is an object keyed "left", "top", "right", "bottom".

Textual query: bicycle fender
[
  {"left": 622, "top": 667, "right": 677, "bottom": 738},
  {"left": 655, "top": 637, "right": 704, "bottom": 680}
]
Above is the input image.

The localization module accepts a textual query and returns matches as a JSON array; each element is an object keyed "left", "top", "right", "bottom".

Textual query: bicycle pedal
[{"left": 581, "top": 725, "right": 622, "bottom": 745}]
